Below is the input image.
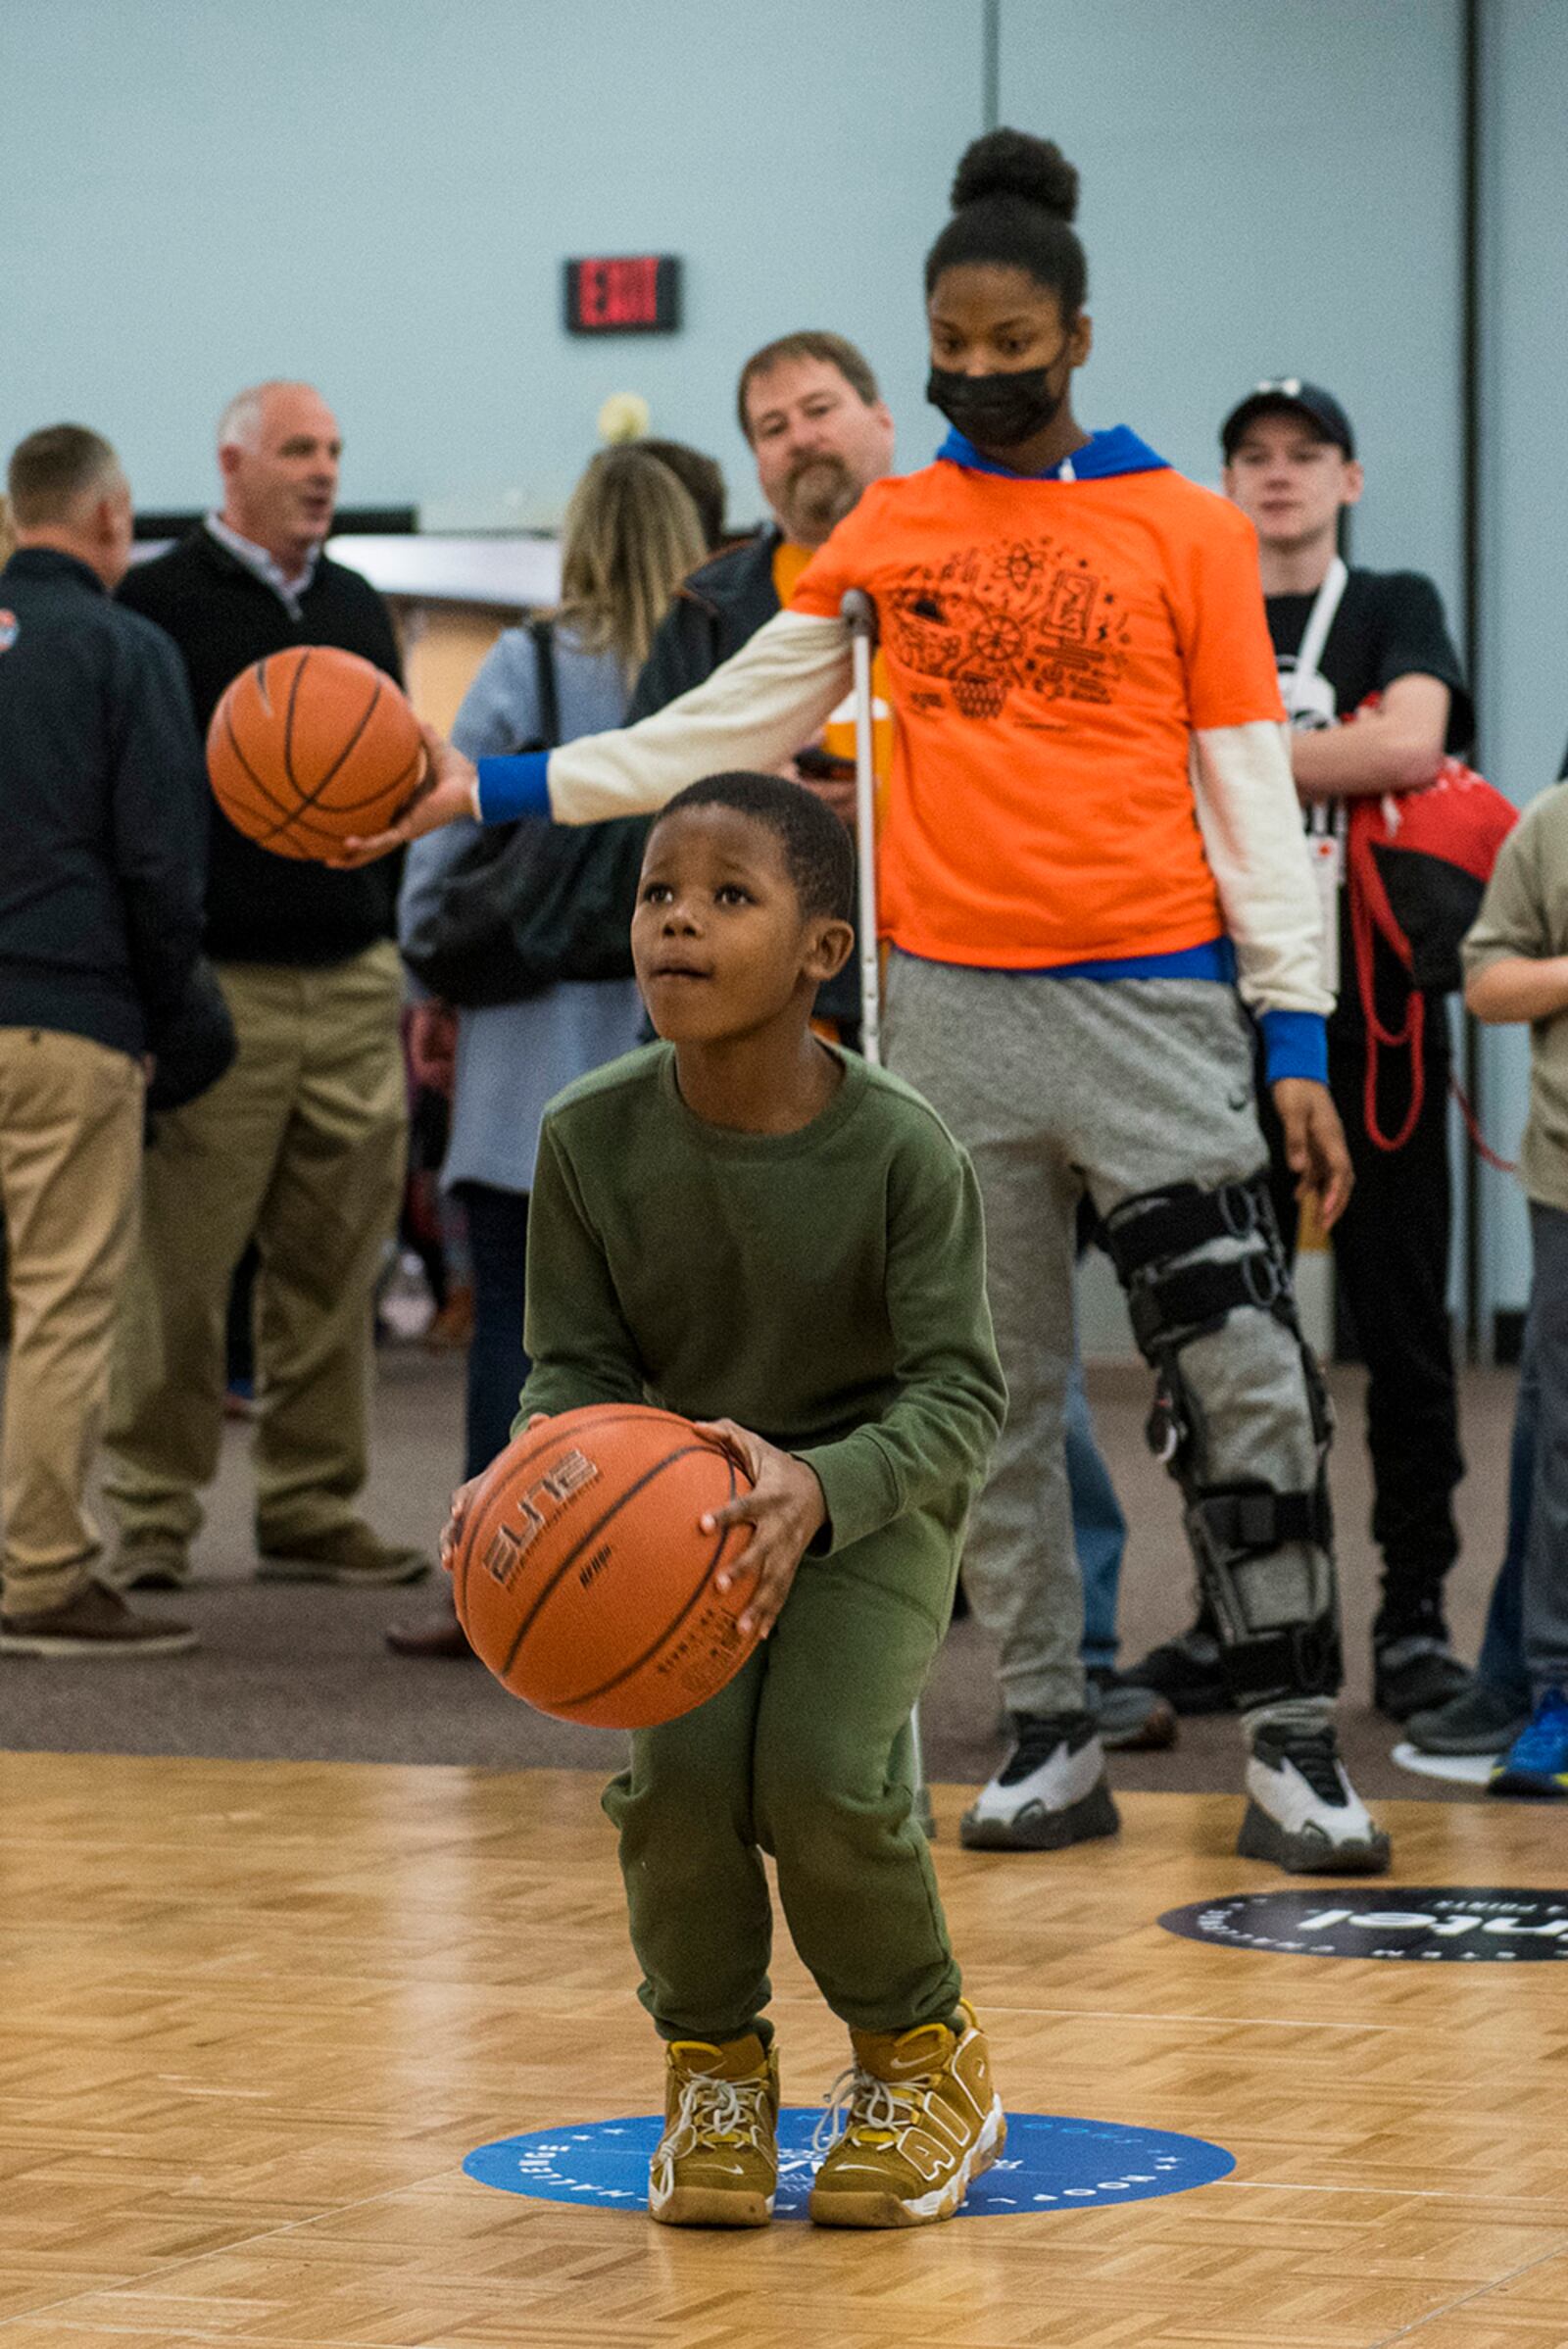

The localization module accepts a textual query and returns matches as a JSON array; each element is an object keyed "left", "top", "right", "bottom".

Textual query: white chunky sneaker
[
  {"left": 959, "top": 1711, "right": 1119, "bottom": 1851},
  {"left": 1238, "top": 1720, "right": 1392, "bottom": 1875}
]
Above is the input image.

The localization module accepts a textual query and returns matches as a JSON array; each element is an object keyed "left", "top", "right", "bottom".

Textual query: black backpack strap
[{"left": 528, "top": 616, "right": 561, "bottom": 752}]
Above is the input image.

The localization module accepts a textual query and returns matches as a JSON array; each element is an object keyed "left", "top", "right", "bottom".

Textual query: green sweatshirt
[{"left": 517, "top": 1043, "right": 1005, "bottom": 1556}]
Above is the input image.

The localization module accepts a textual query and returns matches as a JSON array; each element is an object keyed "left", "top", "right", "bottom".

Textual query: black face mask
[{"left": 926, "top": 363, "right": 1065, "bottom": 450}]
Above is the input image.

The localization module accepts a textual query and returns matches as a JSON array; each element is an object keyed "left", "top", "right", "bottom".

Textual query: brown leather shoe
[
  {"left": 385, "top": 1593, "right": 472, "bottom": 1659},
  {"left": 0, "top": 1580, "right": 197, "bottom": 1657},
  {"left": 256, "top": 1522, "right": 431, "bottom": 1588}
]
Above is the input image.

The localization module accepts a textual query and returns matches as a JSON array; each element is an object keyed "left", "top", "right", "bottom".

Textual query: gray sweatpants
[
  {"left": 1523, "top": 1202, "right": 1568, "bottom": 1697},
  {"left": 883, "top": 952, "right": 1331, "bottom": 1718}
]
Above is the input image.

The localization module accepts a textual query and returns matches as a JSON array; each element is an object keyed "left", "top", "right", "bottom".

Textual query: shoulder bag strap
[{"left": 528, "top": 615, "right": 561, "bottom": 752}]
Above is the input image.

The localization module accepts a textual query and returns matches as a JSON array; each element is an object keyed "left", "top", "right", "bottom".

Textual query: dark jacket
[
  {"left": 625, "top": 531, "right": 783, "bottom": 724},
  {"left": 627, "top": 530, "right": 860, "bottom": 1035},
  {"left": 118, "top": 526, "right": 404, "bottom": 966},
  {"left": 0, "top": 549, "right": 207, "bottom": 1058}
]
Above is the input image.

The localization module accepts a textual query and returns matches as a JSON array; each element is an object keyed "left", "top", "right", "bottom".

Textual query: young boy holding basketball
[{"left": 442, "top": 771, "right": 1006, "bottom": 2229}]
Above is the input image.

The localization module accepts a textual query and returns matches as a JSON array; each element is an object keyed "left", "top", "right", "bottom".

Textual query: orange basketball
[
  {"left": 206, "top": 645, "right": 425, "bottom": 860},
  {"left": 453, "top": 1405, "right": 761, "bottom": 1729}
]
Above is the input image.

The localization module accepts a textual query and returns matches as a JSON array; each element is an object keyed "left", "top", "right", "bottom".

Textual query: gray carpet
[{"left": 0, "top": 1347, "right": 1517, "bottom": 1801}]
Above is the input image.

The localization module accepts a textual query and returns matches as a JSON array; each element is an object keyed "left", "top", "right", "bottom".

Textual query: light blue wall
[
  {"left": 2, "top": 0, "right": 1459, "bottom": 564},
  {"left": 1000, "top": 0, "right": 1464, "bottom": 611},
  {"left": 1, "top": 0, "right": 986, "bottom": 522},
  {"left": 1476, "top": 0, "right": 1568, "bottom": 1318}
]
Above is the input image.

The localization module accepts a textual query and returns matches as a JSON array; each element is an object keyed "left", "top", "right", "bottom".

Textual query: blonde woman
[{"left": 389, "top": 443, "right": 710, "bottom": 1656}]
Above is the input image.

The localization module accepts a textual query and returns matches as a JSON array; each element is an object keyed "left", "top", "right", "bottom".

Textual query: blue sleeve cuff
[
  {"left": 475, "top": 750, "right": 552, "bottom": 823},
  {"left": 1258, "top": 1008, "right": 1329, "bottom": 1087}
]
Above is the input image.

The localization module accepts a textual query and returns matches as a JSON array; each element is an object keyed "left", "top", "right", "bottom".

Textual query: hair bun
[{"left": 951, "top": 129, "right": 1078, "bottom": 222}]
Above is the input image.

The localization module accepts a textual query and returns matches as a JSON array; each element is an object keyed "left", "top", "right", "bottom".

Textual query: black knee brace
[{"left": 1102, "top": 1173, "right": 1341, "bottom": 1707}]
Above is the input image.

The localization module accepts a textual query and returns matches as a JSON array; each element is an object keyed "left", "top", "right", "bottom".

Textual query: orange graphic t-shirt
[
  {"left": 772, "top": 538, "right": 894, "bottom": 800},
  {"left": 788, "top": 438, "right": 1285, "bottom": 969}
]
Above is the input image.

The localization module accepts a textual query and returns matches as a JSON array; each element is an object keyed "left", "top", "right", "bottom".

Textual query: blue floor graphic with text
[{"left": 464, "top": 2110, "right": 1235, "bottom": 2218}]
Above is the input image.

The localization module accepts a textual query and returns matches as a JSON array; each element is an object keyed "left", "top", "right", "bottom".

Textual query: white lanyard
[
  {"left": 1284, "top": 556, "right": 1348, "bottom": 997},
  {"left": 1285, "top": 555, "right": 1347, "bottom": 721}
]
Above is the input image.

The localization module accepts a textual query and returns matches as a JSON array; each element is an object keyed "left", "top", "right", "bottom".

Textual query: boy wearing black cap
[{"left": 1132, "top": 381, "right": 1474, "bottom": 1725}]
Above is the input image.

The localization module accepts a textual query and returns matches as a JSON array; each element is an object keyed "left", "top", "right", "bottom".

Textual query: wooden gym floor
[{"left": 2, "top": 1752, "right": 1566, "bottom": 2349}]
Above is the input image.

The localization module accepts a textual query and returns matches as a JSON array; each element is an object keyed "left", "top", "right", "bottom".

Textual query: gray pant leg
[
  {"left": 1055, "top": 982, "right": 1336, "bottom": 1689},
  {"left": 884, "top": 953, "right": 1085, "bottom": 1715},
  {"left": 1523, "top": 1203, "right": 1568, "bottom": 1696}
]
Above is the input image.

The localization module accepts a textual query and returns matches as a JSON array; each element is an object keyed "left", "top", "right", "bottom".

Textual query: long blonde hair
[{"left": 556, "top": 446, "right": 708, "bottom": 681}]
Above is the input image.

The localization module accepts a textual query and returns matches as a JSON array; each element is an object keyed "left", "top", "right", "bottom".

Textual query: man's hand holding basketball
[
  {"left": 696, "top": 1419, "right": 826, "bottom": 1641},
  {"left": 331, "top": 721, "right": 478, "bottom": 867}
]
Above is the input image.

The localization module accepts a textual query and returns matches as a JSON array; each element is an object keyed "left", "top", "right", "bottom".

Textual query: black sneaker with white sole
[
  {"left": 959, "top": 1712, "right": 1120, "bottom": 1852},
  {"left": 1238, "top": 1721, "right": 1391, "bottom": 1875}
]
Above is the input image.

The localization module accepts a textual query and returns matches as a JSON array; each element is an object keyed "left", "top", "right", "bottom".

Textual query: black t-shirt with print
[{"left": 1267, "top": 567, "right": 1471, "bottom": 1039}]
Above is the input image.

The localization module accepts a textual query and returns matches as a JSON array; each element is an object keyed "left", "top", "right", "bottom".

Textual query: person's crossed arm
[{"left": 1291, "top": 672, "right": 1451, "bottom": 805}]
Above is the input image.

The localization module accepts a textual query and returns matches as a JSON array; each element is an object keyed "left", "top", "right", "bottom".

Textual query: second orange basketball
[{"left": 206, "top": 645, "right": 425, "bottom": 859}]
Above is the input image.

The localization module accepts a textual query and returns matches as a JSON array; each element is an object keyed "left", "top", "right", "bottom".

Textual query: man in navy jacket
[{"left": 0, "top": 425, "right": 206, "bottom": 1657}]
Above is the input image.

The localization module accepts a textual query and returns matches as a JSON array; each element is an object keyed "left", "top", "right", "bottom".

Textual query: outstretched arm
[{"left": 337, "top": 608, "right": 853, "bottom": 860}]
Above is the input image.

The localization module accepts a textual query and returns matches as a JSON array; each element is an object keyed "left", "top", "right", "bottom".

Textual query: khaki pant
[
  {"left": 104, "top": 944, "right": 407, "bottom": 1556},
  {"left": 0, "top": 1027, "right": 144, "bottom": 1616}
]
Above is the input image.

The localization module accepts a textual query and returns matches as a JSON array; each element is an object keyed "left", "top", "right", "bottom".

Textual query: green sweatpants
[{"left": 603, "top": 1509, "right": 963, "bottom": 2042}]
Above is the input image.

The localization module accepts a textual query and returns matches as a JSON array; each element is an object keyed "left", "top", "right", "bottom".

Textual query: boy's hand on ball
[
  {"left": 696, "top": 1419, "right": 826, "bottom": 1640},
  {"left": 439, "top": 1473, "right": 483, "bottom": 1576},
  {"left": 331, "top": 723, "right": 479, "bottom": 866}
]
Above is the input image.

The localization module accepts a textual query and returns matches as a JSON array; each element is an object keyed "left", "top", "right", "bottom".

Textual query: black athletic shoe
[
  {"left": 1406, "top": 1680, "right": 1531, "bottom": 1756},
  {"left": 1373, "top": 1634, "right": 1473, "bottom": 1723},
  {"left": 959, "top": 1712, "right": 1120, "bottom": 1851},
  {"left": 1121, "top": 1625, "right": 1232, "bottom": 1716}
]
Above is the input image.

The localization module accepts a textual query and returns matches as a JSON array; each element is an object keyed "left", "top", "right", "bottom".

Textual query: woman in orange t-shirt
[{"left": 377, "top": 131, "right": 1385, "bottom": 1881}]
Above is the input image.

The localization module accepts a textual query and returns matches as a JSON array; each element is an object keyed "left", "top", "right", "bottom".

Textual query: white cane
[
  {"left": 839, "top": 589, "right": 934, "bottom": 1836},
  {"left": 840, "top": 590, "right": 883, "bottom": 1066}
]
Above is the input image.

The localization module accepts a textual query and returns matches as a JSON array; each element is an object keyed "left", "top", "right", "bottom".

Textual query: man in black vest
[
  {"left": 105, "top": 381, "right": 427, "bottom": 1590},
  {"left": 0, "top": 424, "right": 206, "bottom": 1654}
]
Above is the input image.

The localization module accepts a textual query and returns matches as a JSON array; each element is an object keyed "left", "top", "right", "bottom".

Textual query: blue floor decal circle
[{"left": 464, "top": 2110, "right": 1234, "bottom": 2218}]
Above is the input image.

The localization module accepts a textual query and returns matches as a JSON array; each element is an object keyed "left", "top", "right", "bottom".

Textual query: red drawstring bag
[{"left": 1346, "top": 706, "right": 1517, "bottom": 1152}]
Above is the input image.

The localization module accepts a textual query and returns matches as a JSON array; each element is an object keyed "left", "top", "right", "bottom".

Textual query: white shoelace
[
  {"left": 810, "top": 2062, "right": 928, "bottom": 2159},
  {"left": 665, "top": 2070, "right": 768, "bottom": 2154}
]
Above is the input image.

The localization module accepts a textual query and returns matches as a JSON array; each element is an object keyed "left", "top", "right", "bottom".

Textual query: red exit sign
[{"left": 564, "top": 255, "right": 681, "bottom": 335}]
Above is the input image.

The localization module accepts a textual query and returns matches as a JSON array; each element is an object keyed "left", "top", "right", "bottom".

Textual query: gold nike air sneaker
[
  {"left": 648, "top": 2032, "right": 779, "bottom": 2227},
  {"left": 808, "top": 1999, "right": 1004, "bottom": 2227}
]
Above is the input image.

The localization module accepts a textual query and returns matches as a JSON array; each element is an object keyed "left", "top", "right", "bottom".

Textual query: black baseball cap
[{"left": 1221, "top": 379, "right": 1355, "bottom": 461}]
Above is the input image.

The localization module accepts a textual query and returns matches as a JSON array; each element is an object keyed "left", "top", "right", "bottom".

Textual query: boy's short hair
[{"left": 654, "top": 771, "right": 856, "bottom": 925}]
